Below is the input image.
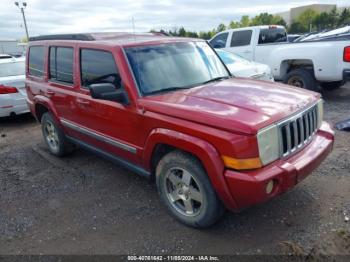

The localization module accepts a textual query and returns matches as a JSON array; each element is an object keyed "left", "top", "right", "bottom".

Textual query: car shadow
[{"left": 0, "top": 113, "right": 35, "bottom": 126}]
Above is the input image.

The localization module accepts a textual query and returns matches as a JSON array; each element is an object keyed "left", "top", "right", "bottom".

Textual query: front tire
[
  {"left": 156, "top": 150, "right": 225, "bottom": 228},
  {"left": 41, "top": 112, "right": 74, "bottom": 157},
  {"left": 284, "top": 69, "right": 319, "bottom": 92}
]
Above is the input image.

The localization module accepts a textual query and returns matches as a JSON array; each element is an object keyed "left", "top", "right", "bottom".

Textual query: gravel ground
[{"left": 0, "top": 84, "right": 349, "bottom": 256}]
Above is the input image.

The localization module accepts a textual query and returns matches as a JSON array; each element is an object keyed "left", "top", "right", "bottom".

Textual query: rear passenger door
[
  {"left": 69, "top": 48, "right": 140, "bottom": 164},
  {"left": 47, "top": 45, "right": 76, "bottom": 123},
  {"left": 225, "top": 30, "right": 254, "bottom": 60}
]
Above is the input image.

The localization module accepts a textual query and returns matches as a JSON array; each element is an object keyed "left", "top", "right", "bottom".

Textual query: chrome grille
[{"left": 278, "top": 104, "right": 318, "bottom": 157}]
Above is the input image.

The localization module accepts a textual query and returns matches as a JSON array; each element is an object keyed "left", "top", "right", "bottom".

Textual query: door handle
[
  {"left": 243, "top": 50, "right": 251, "bottom": 54},
  {"left": 47, "top": 89, "right": 55, "bottom": 95},
  {"left": 77, "top": 98, "right": 90, "bottom": 105}
]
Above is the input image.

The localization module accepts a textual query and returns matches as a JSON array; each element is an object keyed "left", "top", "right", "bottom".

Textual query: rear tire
[
  {"left": 156, "top": 150, "right": 225, "bottom": 228},
  {"left": 284, "top": 69, "right": 319, "bottom": 92},
  {"left": 41, "top": 112, "right": 74, "bottom": 157},
  {"left": 320, "top": 81, "right": 343, "bottom": 90}
]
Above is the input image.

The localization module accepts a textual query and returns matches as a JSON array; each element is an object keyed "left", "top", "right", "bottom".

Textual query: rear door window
[
  {"left": 258, "top": 28, "right": 287, "bottom": 44},
  {"left": 230, "top": 30, "right": 252, "bottom": 47},
  {"left": 49, "top": 46, "right": 74, "bottom": 84},
  {"left": 80, "top": 49, "right": 119, "bottom": 88},
  {"left": 28, "top": 46, "right": 45, "bottom": 77},
  {"left": 209, "top": 33, "right": 228, "bottom": 49}
]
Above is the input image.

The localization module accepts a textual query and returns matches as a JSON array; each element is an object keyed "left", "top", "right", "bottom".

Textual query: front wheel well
[
  {"left": 150, "top": 144, "right": 207, "bottom": 180},
  {"left": 150, "top": 144, "right": 175, "bottom": 178},
  {"left": 35, "top": 104, "right": 49, "bottom": 122}
]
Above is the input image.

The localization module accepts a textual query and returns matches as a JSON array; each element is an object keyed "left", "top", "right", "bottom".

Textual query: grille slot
[{"left": 279, "top": 105, "right": 318, "bottom": 157}]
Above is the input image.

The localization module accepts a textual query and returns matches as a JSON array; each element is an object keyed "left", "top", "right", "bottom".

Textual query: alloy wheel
[
  {"left": 164, "top": 167, "right": 203, "bottom": 217},
  {"left": 44, "top": 121, "right": 59, "bottom": 151}
]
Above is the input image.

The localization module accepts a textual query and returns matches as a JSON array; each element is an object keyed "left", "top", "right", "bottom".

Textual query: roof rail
[
  {"left": 29, "top": 34, "right": 95, "bottom": 42},
  {"left": 29, "top": 32, "right": 168, "bottom": 42}
]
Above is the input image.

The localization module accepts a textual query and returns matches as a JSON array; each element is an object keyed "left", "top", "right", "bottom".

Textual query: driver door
[{"left": 68, "top": 48, "right": 141, "bottom": 164}]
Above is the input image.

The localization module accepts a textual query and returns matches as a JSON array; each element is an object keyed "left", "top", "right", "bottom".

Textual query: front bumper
[{"left": 224, "top": 122, "right": 334, "bottom": 210}]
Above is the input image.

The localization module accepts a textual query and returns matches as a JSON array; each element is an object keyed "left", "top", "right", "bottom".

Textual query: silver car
[
  {"left": 216, "top": 49, "right": 274, "bottom": 82},
  {"left": 0, "top": 55, "right": 28, "bottom": 117}
]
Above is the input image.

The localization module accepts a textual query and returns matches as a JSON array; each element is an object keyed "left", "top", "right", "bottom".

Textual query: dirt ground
[{"left": 0, "top": 84, "right": 349, "bottom": 256}]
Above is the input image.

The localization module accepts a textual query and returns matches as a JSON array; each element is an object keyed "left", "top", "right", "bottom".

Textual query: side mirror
[{"left": 89, "top": 83, "right": 129, "bottom": 104}]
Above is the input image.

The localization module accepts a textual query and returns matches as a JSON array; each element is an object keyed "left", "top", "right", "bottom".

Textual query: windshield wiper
[
  {"left": 144, "top": 77, "right": 231, "bottom": 96},
  {"left": 201, "top": 76, "right": 231, "bottom": 85},
  {"left": 145, "top": 86, "right": 192, "bottom": 96}
]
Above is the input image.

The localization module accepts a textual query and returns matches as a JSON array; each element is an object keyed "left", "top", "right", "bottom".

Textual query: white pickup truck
[{"left": 209, "top": 25, "right": 350, "bottom": 91}]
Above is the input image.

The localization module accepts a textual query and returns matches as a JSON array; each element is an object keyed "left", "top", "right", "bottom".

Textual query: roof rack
[
  {"left": 29, "top": 32, "right": 168, "bottom": 42},
  {"left": 29, "top": 34, "right": 95, "bottom": 42}
]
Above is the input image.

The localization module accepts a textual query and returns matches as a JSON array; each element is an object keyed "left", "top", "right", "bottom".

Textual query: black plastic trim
[
  {"left": 66, "top": 136, "right": 150, "bottom": 178},
  {"left": 29, "top": 34, "right": 95, "bottom": 42}
]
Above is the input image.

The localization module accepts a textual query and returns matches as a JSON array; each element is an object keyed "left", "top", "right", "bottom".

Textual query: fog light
[{"left": 266, "top": 180, "right": 274, "bottom": 194}]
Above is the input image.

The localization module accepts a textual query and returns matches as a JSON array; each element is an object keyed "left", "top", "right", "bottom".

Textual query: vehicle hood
[{"left": 138, "top": 78, "right": 320, "bottom": 135}]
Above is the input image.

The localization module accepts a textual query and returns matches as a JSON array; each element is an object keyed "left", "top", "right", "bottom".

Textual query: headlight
[
  {"left": 257, "top": 124, "right": 279, "bottom": 165},
  {"left": 317, "top": 99, "right": 324, "bottom": 129}
]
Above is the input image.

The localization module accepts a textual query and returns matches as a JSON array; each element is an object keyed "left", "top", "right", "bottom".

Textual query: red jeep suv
[{"left": 26, "top": 33, "right": 334, "bottom": 228}]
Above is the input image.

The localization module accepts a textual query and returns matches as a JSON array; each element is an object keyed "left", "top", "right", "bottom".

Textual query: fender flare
[
  {"left": 143, "top": 128, "right": 238, "bottom": 210},
  {"left": 33, "top": 95, "right": 60, "bottom": 124}
]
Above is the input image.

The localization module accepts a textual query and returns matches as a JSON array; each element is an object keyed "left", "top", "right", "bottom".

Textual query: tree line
[
  {"left": 151, "top": 7, "right": 350, "bottom": 39},
  {"left": 289, "top": 7, "right": 350, "bottom": 33}
]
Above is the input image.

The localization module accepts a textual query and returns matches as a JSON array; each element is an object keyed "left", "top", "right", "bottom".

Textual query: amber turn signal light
[{"left": 222, "top": 156, "right": 262, "bottom": 170}]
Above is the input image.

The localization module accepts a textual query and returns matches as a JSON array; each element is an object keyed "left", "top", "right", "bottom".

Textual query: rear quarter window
[
  {"left": 258, "top": 28, "right": 287, "bottom": 44},
  {"left": 28, "top": 46, "right": 45, "bottom": 77}
]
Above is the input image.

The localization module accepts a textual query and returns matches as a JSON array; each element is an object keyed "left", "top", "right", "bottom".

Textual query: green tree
[
  {"left": 250, "top": 13, "right": 286, "bottom": 26},
  {"left": 240, "top": 15, "right": 250, "bottom": 27},
  {"left": 328, "top": 7, "right": 339, "bottom": 28},
  {"left": 20, "top": 36, "right": 28, "bottom": 43},
  {"left": 199, "top": 30, "right": 216, "bottom": 39},
  {"left": 271, "top": 15, "right": 287, "bottom": 27},
  {"left": 216, "top": 23, "right": 226, "bottom": 32},
  {"left": 297, "top": 9, "right": 319, "bottom": 32},
  {"left": 338, "top": 8, "right": 350, "bottom": 26},
  {"left": 178, "top": 27, "right": 186, "bottom": 37},
  {"left": 314, "top": 12, "right": 331, "bottom": 30},
  {"left": 228, "top": 20, "right": 240, "bottom": 29},
  {"left": 289, "top": 21, "right": 307, "bottom": 33},
  {"left": 251, "top": 13, "right": 273, "bottom": 25},
  {"left": 186, "top": 31, "right": 199, "bottom": 38}
]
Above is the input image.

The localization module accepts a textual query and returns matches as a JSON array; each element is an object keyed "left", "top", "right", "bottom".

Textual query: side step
[{"left": 66, "top": 136, "right": 151, "bottom": 178}]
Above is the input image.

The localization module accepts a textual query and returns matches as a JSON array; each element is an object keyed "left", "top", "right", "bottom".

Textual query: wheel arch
[
  {"left": 143, "top": 128, "right": 238, "bottom": 210},
  {"left": 280, "top": 59, "right": 315, "bottom": 79},
  {"left": 33, "top": 95, "right": 60, "bottom": 123}
]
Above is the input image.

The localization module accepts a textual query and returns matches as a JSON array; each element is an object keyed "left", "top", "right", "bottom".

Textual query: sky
[{"left": 0, "top": 0, "right": 349, "bottom": 39}]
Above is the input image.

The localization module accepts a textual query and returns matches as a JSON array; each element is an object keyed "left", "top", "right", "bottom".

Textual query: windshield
[
  {"left": 125, "top": 41, "right": 229, "bottom": 95},
  {"left": 0, "top": 61, "right": 25, "bottom": 77}
]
